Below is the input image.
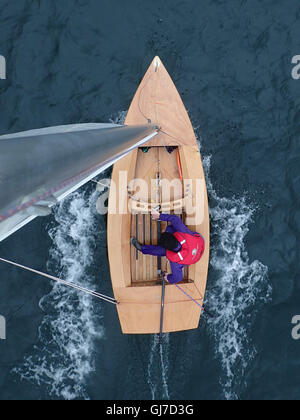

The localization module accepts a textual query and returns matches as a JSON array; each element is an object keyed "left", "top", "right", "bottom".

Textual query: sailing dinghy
[
  {"left": 0, "top": 56, "right": 210, "bottom": 337},
  {"left": 107, "top": 57, "right": 210, "bottom": 334}
]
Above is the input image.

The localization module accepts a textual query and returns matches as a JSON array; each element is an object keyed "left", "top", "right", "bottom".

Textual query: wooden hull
[{"left": 107, "top": 57, "right": 210, "bottom": 334}]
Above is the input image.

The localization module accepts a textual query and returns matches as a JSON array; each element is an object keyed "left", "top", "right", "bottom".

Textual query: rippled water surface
[{"left": 0, "top": 0, "right": 300, "bottom": 400}]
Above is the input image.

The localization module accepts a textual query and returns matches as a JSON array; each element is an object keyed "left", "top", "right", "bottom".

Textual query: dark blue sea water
[{"left": 0, "top": 0, "right": 300, "bottom": 401}]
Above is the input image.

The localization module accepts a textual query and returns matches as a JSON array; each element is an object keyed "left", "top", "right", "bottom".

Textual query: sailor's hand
[{"left": 151, "top": 209, "right": 160, "bottom": 220}]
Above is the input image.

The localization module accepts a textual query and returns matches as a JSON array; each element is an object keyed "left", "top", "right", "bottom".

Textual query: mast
[{"left": 0, "top": 123, "right": 158, "bottom": 242}]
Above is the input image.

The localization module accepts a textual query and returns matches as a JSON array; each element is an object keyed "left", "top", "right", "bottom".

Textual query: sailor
[{"left": 131, "top": 210, "right": 205, "bottom": 284}]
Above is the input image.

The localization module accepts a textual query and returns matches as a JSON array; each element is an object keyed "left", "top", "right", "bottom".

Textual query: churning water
[
  {"left": 203, "top": 155, "right": 272, "bottom": 399},
  {"left": 14, "top": 190, "right": 104, "bottom": 399}
]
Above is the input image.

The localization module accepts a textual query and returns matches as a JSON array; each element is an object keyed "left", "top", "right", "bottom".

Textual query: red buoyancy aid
[{"left": 166, "top": 232, "right": 205, "bottom": 265}]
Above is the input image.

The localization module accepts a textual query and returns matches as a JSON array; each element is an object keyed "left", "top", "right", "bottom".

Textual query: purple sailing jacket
[{"left": 141, "top": 214, "right": 200, "bottom": 284}]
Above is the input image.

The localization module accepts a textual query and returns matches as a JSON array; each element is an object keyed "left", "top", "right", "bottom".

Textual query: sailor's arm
[
  {"left": 152, "top": 210, "right": 188, "bottom": 232},
  {"left": 165, "top": 262, "right": 184, "bottom": 284},
  {"left": 159, "top": 213, "right": 191, "bottom": 234}
]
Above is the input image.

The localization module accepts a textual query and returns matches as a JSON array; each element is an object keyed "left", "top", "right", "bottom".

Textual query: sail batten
[{"left": 0, "top": 123, "right": 158, "bottom": 242}]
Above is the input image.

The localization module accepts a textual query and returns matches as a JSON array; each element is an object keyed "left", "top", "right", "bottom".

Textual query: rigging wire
[
  {"left": 175, "top": 283, "right": 214, "bottom": 318},
  {"left": 0, "top": 257, "right": 118, "bottom": 306},
  {"left": 91, "top": 179, "right": 110, "bottom": 189},
  {"left": 0, "top": 256, "right": 211, "bottom": 309}
]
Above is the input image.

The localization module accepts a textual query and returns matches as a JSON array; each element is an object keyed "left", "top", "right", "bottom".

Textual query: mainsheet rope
[{"left": 175, "top": 283, "right": 214, "bottom": 318}]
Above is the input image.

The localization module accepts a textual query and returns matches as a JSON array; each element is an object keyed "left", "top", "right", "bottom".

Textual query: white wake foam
[
  {"left": 147, "top": 334, "right": 170, "bottom": 400},
  {"left": 203, "top": 155, "right": 271, "bottom": 400},
  {"left": 14, "top": 188, "right": 103, "bottom": 400}
]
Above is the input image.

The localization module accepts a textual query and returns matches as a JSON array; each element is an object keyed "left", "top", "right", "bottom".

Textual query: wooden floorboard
[{"left": 130, "top": 146, "right": 184, "bottom": 285}]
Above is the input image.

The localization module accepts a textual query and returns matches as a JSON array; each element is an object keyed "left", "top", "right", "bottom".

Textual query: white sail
[{"left": 0, "top": 123, "right": 158, "bottom": 242}]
